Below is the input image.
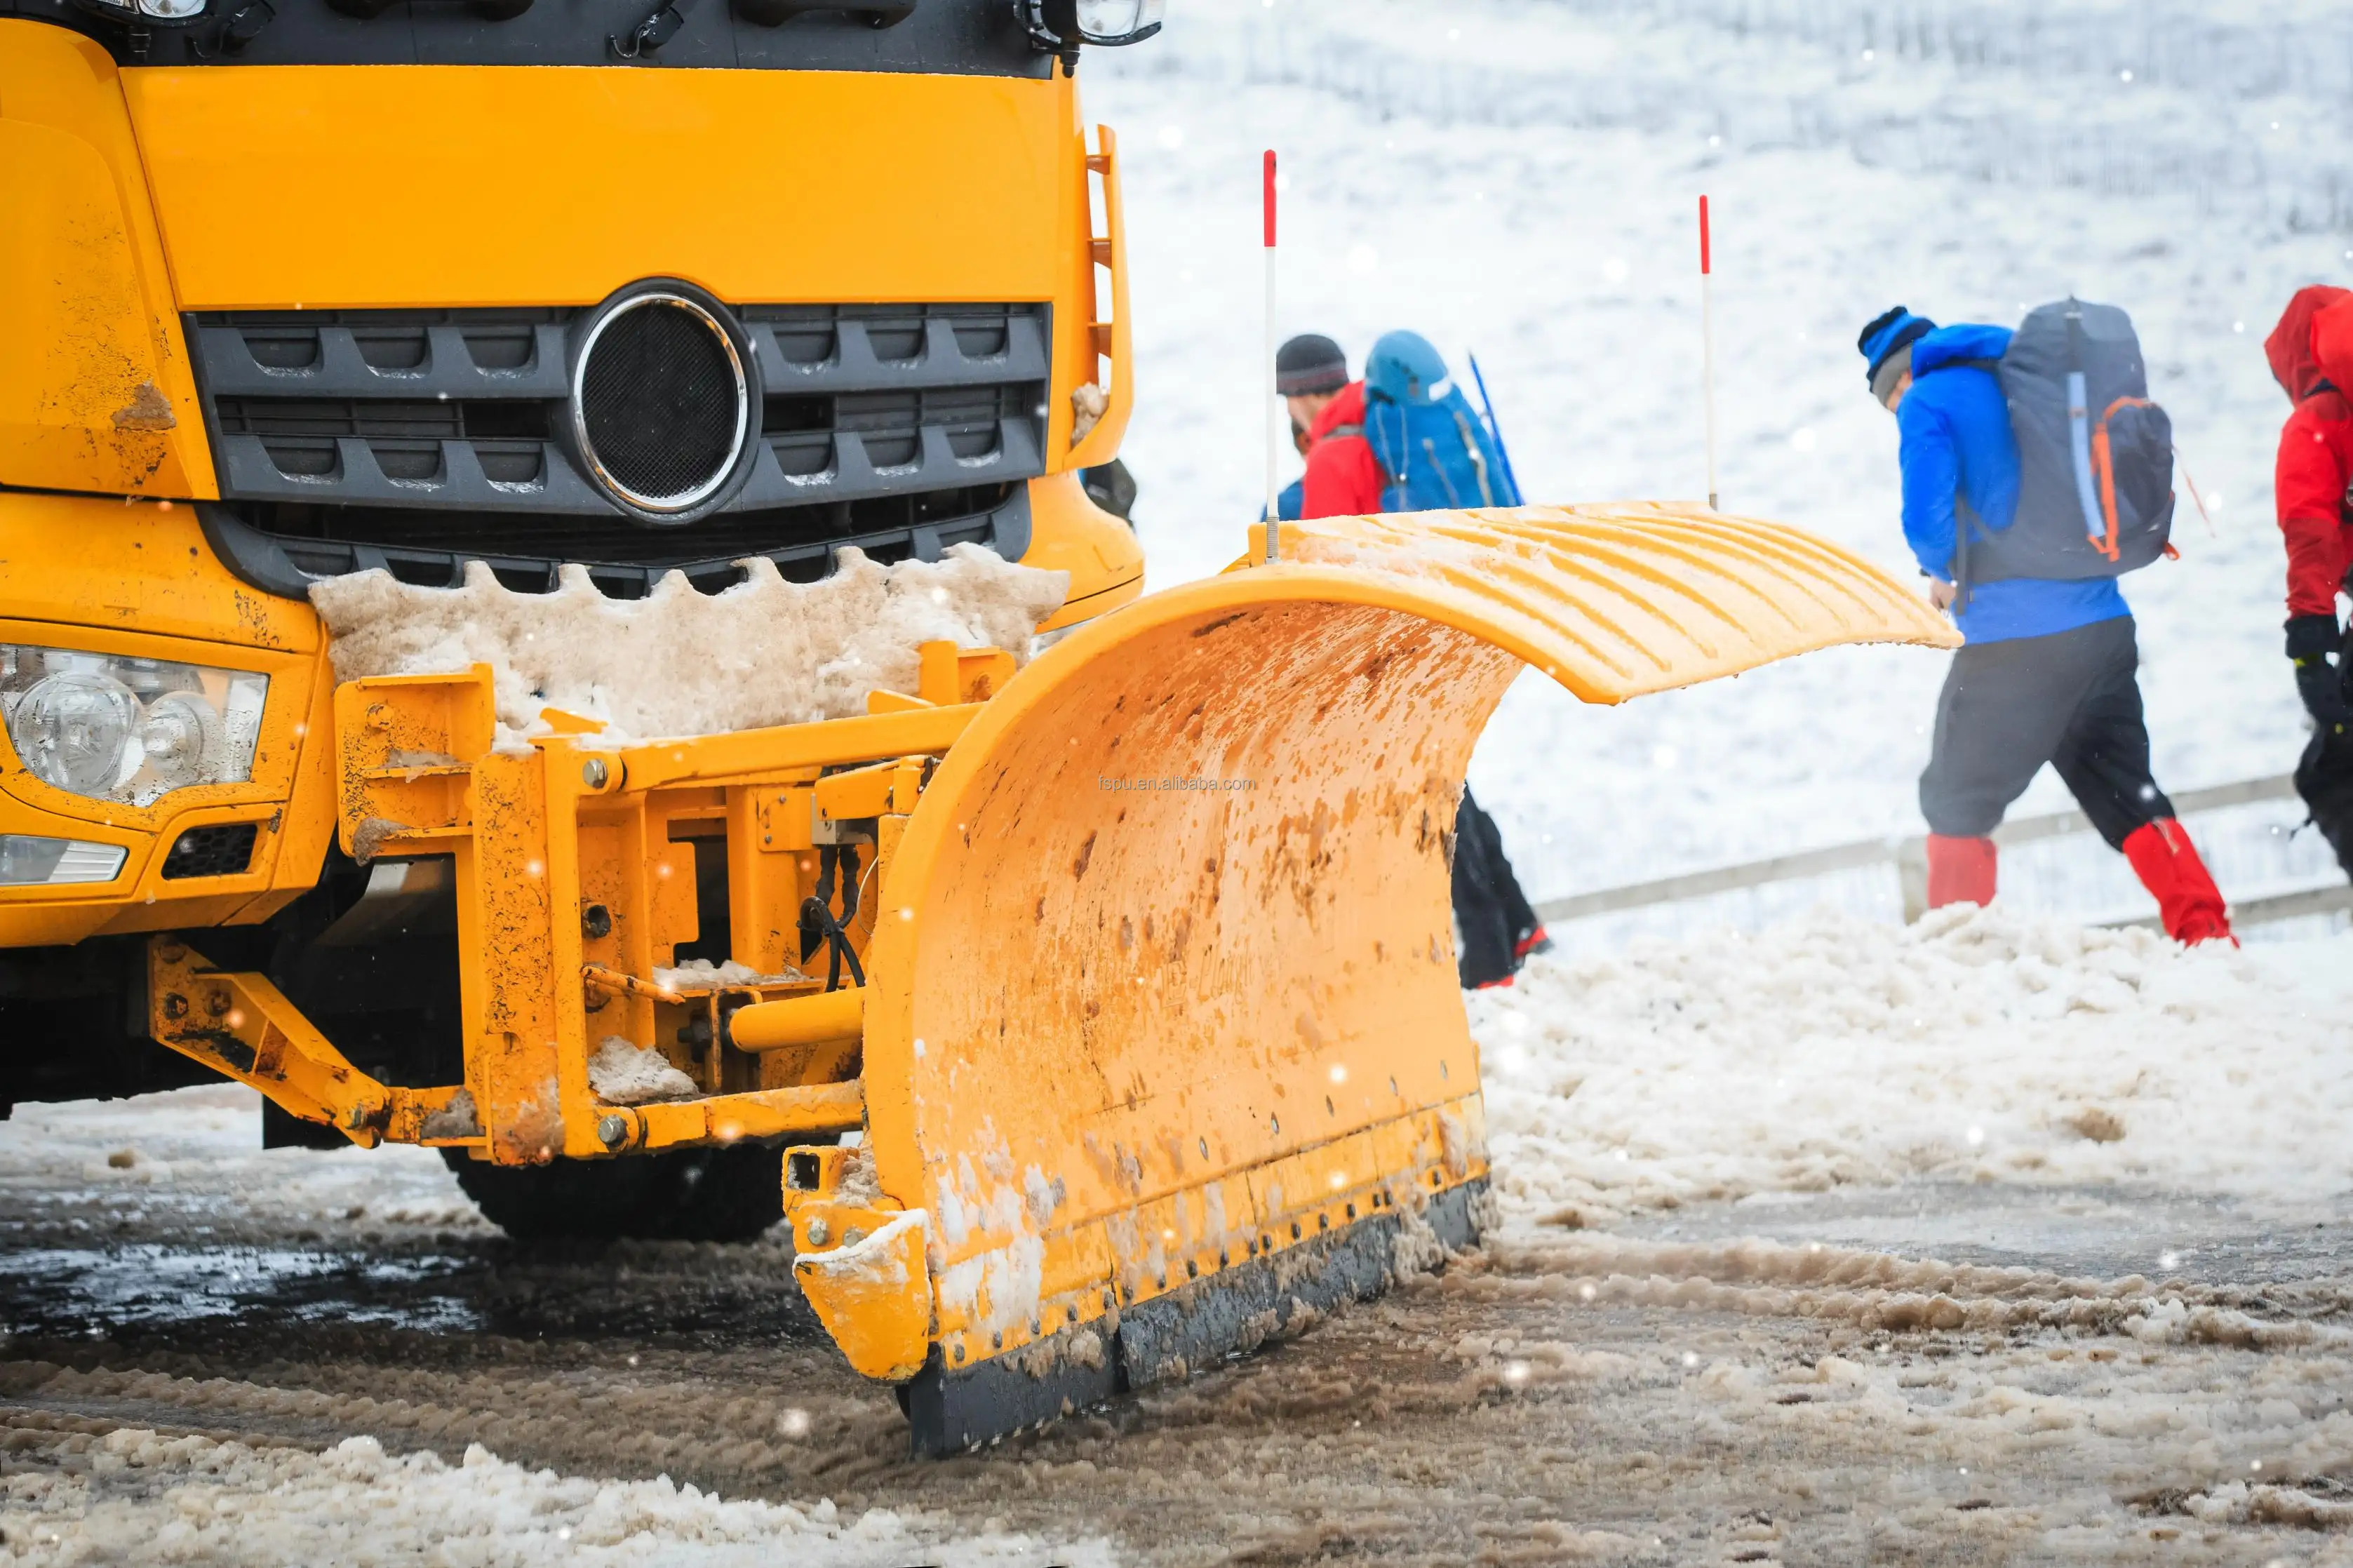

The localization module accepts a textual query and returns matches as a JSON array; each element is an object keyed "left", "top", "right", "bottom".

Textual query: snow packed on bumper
[{"left": 309, "top": 545, "right": 1069, "bottom": 749}]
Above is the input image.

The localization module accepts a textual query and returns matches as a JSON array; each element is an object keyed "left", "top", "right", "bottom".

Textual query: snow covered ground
[
  {"left": 6, "top": 907, "right": 2350, "bottom": 1562},
  {"left": 1087, "top": 0, "right": 2353, "bottom": 927},
  {"left": 11, "top": 1432, "right": 1101, "bottom": 1568},
  {"left": 1473, "top": 907, "right": 2353, "bottom": 1227}
]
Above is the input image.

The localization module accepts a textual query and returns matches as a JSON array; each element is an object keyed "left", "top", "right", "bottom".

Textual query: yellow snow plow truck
[{"left": 0, "top": 0, "right": 1954, "bottom": 1451}]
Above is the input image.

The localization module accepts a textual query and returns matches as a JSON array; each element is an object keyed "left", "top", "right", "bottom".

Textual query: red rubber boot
[
  {"left": 1924, "top": 833, "right": 1997, "bottom": 909},
  {"left": 2121, "top": 819, "right": 2235, "bottom": 946}
]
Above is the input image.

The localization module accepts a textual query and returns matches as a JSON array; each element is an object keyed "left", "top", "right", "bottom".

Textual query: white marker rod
[
  {"left": 1263, "top": 149, "right": 1281, "bottom": 563},
  {"left": 1700, "top": 193, "right": 1720, "bottom": 512}
]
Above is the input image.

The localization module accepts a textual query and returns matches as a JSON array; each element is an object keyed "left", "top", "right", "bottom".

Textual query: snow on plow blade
[{"left": 788, "top": 504, "right": 1957, "bottom": 1453}]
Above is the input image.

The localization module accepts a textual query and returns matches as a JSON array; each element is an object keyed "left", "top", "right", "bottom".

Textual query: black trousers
[
  {"left": 1452, "top": 788, "right": 1542, "bottom": 989},
  {"left": 2298, "top": 728, "right": 2353, "bottom": 881},
  {"left": 1919, "top": 616, "right": 2174, "bottom": 850}
]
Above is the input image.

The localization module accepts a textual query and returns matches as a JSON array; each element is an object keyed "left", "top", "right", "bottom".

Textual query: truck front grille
[
  {"left": 188, "top": 303, "right": 1048, "bottom": 511},
  {"left": 184, "top": 300, "right": 1051, "bottom": 597}
]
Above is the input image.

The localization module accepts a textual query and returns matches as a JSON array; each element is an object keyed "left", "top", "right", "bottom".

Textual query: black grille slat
[
  {"left": 741, "top": 304, "right": 1050, "bottom": 394},
  {"left": 240, "top": 328, "right": 321, "bottom": 370},
  {"left": 226, "top": 484, "right": 1016, "bottom": 566},
  {"left": 353, "top": 328, "right": 430, "bottom": 372},
  {"left": 463, "top": 326, "right": 539, "bottom": 371},
  {"left": 216, "top": 398, "right": 467, "bottom": 440},
  {"left": 475, "top": 443, "right": 547, "bottom": 485},
  {"left": 754, "top": 307, "right": 840, "bottom": 367},
  {"left": 752, "top": 384, "right": 1032, "bottom": 490},
  {"left": 368, "top": 441, "right": 444, "bottom": 483},
  {"left": 192, "top": 310, "right": 574, "bottom": 401},
  {"left": 264, "top": 443, "right": 339, "bottom": 479},
  {"left": 201, "top": 483, "right": 1036, "bottom": 605}
]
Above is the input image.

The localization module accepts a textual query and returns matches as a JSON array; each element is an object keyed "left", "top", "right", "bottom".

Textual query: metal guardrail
[{"left": 1534, "top": 772, "right": 2352, "bottom": 932}]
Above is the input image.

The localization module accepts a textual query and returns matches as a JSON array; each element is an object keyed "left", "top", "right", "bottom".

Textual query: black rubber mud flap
[{"left": 900, "top": 1178, "right": 1486, "bottom": 1456}]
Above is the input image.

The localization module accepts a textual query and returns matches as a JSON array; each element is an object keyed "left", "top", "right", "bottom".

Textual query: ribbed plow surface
[{"left": 1259, "top": 502, "right": 1957, "bottom": 702}]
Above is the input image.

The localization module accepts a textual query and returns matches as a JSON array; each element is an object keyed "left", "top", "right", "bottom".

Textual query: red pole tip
[
  {"left": 1263, "top": 149, "right": 1278, "bottom": 248},
  {"left": 1698, "top": 194, "right": 1711, "bottom": 276}
]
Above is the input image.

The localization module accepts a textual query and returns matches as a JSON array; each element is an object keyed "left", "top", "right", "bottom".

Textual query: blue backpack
[{"left": 1360, "top": 331, "right": 1519, "bottom": 513}]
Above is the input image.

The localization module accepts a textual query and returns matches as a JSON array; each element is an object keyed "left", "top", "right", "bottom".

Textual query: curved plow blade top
[{"left": 1249, "top": 501, "right": 1957, "bottom": 702}]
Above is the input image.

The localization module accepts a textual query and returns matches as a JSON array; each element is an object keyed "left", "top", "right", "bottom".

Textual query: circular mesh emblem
[{"left": 576, "top": 297, "right": 744, "bottom": 511}]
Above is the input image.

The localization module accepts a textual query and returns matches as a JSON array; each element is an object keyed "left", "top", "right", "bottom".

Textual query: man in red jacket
[
  {"left": 2265, "top": 286, "right": 2353, "bottom": 878},
  {"left": 1299, "top": 376, "right": 1383, "bottom": 517},
  {"left": 1270, "top": 333, "right": 1384, "bottom": 518},
  {"left": 1297, "top": 383, "right": 1383, "bottom": 520},
  {"left": 1270, "top": 334, "right": 1382, "bottom": 521},
  {"left": 1271, "top": 333, "right": 1550, "bottom": 982}
]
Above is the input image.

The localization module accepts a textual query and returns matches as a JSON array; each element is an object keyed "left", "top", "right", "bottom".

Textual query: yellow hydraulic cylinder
[{"left": 729, "top": 987, "right": 866, "bottom": 1054}]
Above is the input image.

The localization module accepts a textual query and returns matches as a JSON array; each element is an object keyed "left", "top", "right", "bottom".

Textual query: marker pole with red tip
[
  {"left": 1263, "top": 149, "right": 1281, "bottom": 563},
  {"left": 1699, "top": 194, "right": 1719, "bottom": 511}
]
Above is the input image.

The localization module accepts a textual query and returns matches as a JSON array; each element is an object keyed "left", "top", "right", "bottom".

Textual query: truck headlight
[
  {"left": 1019, "top": 0, "right": 1163, "bottom": 49},
  {"left": 0, "top": 645, "right": 267, "bottom": 806}
]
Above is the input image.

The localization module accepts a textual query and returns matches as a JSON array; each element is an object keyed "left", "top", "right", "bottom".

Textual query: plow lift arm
[{"left": 145, "top": 504, "right": 1952, "bottom": 1455}]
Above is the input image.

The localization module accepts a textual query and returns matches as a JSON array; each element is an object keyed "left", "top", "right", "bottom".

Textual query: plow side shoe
[{"left": 796, "top": 504, "right": 1955, "bottom": 1454}]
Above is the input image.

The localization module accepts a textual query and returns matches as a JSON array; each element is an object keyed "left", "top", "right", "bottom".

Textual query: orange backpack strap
[{"left": 2090, "top": 396, "right": 2154, "bottom": 562}]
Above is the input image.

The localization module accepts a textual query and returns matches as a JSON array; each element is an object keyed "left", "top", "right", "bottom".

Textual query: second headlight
[{"left": 0, "top": 645, "right": 267, "bottom": 807}]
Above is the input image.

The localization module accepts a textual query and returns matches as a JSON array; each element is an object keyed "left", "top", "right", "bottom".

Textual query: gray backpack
[{"left": 1964, "top": 299, "right": 2176, "bottom": 588}]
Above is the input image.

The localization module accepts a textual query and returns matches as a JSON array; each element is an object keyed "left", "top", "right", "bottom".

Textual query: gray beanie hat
[{"left": 1275, "top": 333, "right": 1349, "bottom": 396}]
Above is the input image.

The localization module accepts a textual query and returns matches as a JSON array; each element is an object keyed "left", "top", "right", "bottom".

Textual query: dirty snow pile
[
  {"left": 586, "top": 1038, "right": 702, "bottom": 1106},
  {"left": 1470, "top": 906, "right": 2353, "bottom": 1226},
  {"left": 0, "top": 1084, "right": 482, "bottom": 1247},
  {"left": 310, "top": 546, "right": 1067, "bottom": 749},
  {"left": 652, "top": 958, "right": 804, "bottom": 991},
  {"left": 1, "top": 1428, "right": 1104, "bottom": 1568}
]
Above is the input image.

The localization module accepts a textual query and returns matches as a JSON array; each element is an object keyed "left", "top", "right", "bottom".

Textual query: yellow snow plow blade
[
  {"left": 792, "top": 504, "right": 1955, "bottom": 1449},
  {"left": 1240, "top": 501, "right": 1957, "bottom": 702}
]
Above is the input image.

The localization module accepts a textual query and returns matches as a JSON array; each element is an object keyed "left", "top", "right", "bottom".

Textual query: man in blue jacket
[{"left": 1858, "top": 307, "right": 2230, "bottom": 942}]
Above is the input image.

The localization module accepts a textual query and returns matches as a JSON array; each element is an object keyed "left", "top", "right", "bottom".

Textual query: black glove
[{"left": 2288, "top": 614, "right": 2352, "bottom": 727}]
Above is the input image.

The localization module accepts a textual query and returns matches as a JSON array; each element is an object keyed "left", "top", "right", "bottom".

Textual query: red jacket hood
[
  {"left": 2267, "top": 284, "right": 2352, "bottom": 402},
  {"left": 1308, "top": 380, "right": 1367, "bottom": 443}
]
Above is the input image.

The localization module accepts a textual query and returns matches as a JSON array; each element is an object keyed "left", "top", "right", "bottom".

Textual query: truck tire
[{"left": 441, "top": 1142, "right": 788, "bottom": 1243}]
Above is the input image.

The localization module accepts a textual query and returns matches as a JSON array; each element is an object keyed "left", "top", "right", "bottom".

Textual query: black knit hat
[
  {"left": 1857, "top": 305, "right": 1934, "bottom": 397},
  {"left": 1275, "top": 333, "right": 1349, "bottom": 396}
]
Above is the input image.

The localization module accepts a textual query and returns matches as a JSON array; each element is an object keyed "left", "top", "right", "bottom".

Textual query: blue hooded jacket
[{"left": 1894, "top": 323, "right": 2129, "bottom": 644}]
